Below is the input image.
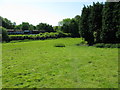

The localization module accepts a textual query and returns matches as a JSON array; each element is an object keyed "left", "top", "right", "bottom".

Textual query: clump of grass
[{"left": 54, "top": 43, "right": 65, "bottom": 47}]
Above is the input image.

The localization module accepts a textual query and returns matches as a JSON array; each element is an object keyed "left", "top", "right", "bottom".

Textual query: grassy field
[{"left": 2, "top": 38, "right": 118, "bottom": 88}]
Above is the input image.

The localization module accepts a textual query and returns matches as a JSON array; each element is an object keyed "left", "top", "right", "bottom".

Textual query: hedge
[
  {"left": 9, "top": 32, "right": 71, "bottom": 41},
  {"left": 94, "top": 43, "right": 120, "bottom": 48}
]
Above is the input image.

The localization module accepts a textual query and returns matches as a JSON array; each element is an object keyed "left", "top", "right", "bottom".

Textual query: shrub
[
  {"left": 104, "top": 44, "right": 111, "bottom": 48},
  {"left": 94, "top": 43, "right": 120, "bottom": 48},
  {"left": 80, "top": 40, "right": 87, "bottom": 45},
  {"left": 0, "top": 27, "right": 9, "bottom": 42},
  {"left": 54, "top": 43, "right": 65, "bottom": 47},
  {"left": 94, "top": 43, "right": 105, "bottom": 48}
]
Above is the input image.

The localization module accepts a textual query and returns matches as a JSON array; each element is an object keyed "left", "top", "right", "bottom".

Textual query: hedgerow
[
  {"left": 9, "top": 32, "right": 71, "bottom": 41},
  {"left": 94, "top": 43, "right": 120, "bottom": 48}
]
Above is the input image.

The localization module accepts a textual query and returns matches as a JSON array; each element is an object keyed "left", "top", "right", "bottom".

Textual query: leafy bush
[
  {"left": 0, "top": 27, "right": 9, "bottom": 42},
  {"left": 54, "top": 43, "right": 65, "bottom": 47},
  {"left": 104, "top": 44, "right": 111, "bottom": 48},
  {"left": 94, "top": 43, "right": 120, "bottom": 48},
  {"left": 94, "top": 43, "right": 105, "bottom": 48},
  {"left": 80, "top": 39, "right": 87, "bottom": 45},
  {"left": 9, "top": 32, "right": 71, "bottom": 41}
]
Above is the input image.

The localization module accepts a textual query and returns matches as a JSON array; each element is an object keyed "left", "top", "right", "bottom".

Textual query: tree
[
  {"left": 29, "top": 24, "right": 35, "bottom": 30},
  {"left": 114, "top": 2, "right": 120, "bottom": 43},
  {"left": 58, "top": 18, "right": 71, "bottom": 26},
  {"left": 69, "top": 19, "right": 80, "bottom": 37},
  {"left": 21, "top": 22, "right": 30, "bottom": 30},
  {"left": 74, "top": 15, "right": 81, "bottom": 24},
  {"left": 101, "top": 2, "right": 117, "bottom": 43},
  {"left": 0, "top": 16, "right": 15, "bottom": 29},
  {"left": 80, "top": 5, "right": 94, "bottom": 45},
  {"left": 60, "top": 17, "right": 80, "bottom": 37},
  {"left": 53, "top": 26, "right": 61, "bottom": 32},
  {"left": 36, "top": 23, "right": 54, "bottom": 32},
  {"left": 14, "top": 25, "right": 22, "bottom": 30},
  {"left": 90, "top": 2, "right": 103, "bottom": 43}
]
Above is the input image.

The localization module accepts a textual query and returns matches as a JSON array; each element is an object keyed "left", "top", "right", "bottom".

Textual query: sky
[{"left": 0, "top": 0, "right": 105, "bottom": 26}]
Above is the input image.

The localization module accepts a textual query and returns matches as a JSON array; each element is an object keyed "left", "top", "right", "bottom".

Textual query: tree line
[
  {"left": 0, "top": 16, "right": 54, "bottom": 32},
  {"left": 79, "top": 2, "right": 120, "bottom": 45},
  {"left": 1, "top": 2, "right": 120, "bottom": 44},
  {"left": 58, "top": 2, "right": 120, "bottom": 45}
]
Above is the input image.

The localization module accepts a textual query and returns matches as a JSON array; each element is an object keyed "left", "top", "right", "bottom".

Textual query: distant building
[
  {"left": 23, "top": 30, "right": 31, "bottom": 34},
  {"left": 15, "top": 30, "right": 24, "bottom": 34},
  {"left": 7, "top": 29, "right": 46, "bottom": 35},
  {"left": 31, "top": 30, "right": 39, "bottom": 34},
  {"left": 7, "top": 29, "right": 15, "bottom": 34}
]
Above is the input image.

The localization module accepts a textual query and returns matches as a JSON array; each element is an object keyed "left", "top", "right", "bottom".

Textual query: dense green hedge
[
  {"left": 9, "top": 32, "right": 71, "bottom": 41},
  {"left": 94, "top": 43, "right": 120, "bottom": 48}
]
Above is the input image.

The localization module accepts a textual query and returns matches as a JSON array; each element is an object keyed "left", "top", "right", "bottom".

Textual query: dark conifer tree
[
  {"left": 91, "top": 2, "right": 103, "bottom": 43},
  {"left": 80, "top": 6, "right": 89, "bottom": 43},
  {"left": 101, "top": 2, "right": 116, "bottom": 43}
]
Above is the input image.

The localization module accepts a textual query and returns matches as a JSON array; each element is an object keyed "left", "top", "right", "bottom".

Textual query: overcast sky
[{"left": 0, "top": 0, "right": 105, "bottom": 26}]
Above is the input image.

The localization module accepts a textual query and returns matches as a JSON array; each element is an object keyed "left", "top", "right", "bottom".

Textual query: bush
[
  {"left": 80, "top": 39, "right": 87, "bottom": 45},
  {"left": 54, "top": 43, "right": 65, "bottom": 47},
  {"left": 94, "top": 43, "right": 105, "bottom": 48},
  {"left": 0, "top": 27, "right": 9, "bottom": 42},
  {"left": 104, "top": 44, "right": 111, "bottom": 48},
  {"left": 94, "top": 43, "right": 120, "bottom": 48}
]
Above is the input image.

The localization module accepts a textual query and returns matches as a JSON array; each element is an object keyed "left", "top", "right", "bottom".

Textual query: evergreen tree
[
  {"left": 69, "top": 19, "right": 80, "bottom": 37},
  {"left": 114, "top": 2, "right": 120, "bottom": 43},
  {"left": 80, "top": 5, "right": 94, "bottom": 45},
  {"left": 79, "top": 6, "right": 89, "bottom": 40},
  {"left": 91, "top": 2, "right": 103, "bottom": 43},
  {"left": 101, "top": 2, "right": 117, "bottom": 43}
]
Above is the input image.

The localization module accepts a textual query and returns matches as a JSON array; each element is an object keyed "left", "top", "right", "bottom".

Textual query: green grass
[{"left": 2, "top": 38, "right": 118, "bottom": 88}]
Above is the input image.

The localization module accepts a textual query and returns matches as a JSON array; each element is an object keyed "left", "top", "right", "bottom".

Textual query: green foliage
[
  {"left": 80, "top": 39, "right": 88, "bottom": 45},
  {"left": 9, "top": 32, "right": 71, "bottom": 41},
  {"left": 21, "top": 22, "right": 30, "bottom": 30},
  {"left": 80, "top": 5, "right": 95, "bottom": 45},
  {"left": 80, "top": 2, "right": 120, "bottom": 45},
  {"left": 60, "top": 17, "right": 80, "bottom": 37},
  {"left": 94, "top": 43, "right": 105, "bottom": 48},
  {"left": 58, "top": 18, "right": 71, "bottom": 26},
  {"left": 0, "top": 16, "right": 15, "bottom": 29},
  {"left": 80, "top": 3, "right": 104, "bottom": 45},
  {"left": 36, "top": 23, "right": 54, "bottom": 32},
  {"left": 0, "top": 27, "right": 9, "bottom": 42},
  {"left": 53, "top": 26, "right": 61, "bottom": 31},
  {"left": 94, "top": 43, "right": 120, "bottom": 48},
  {"left": 101, "top": 2, "right": 120, "bottom": 43}
]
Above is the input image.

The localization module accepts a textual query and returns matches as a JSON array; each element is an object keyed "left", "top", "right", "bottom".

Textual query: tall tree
[
  {"left": 90, "top": 2, "right": 103, "bottom": 43},
  {"left": 101, "top": 2, "right": 117, "bottom": 43},
  {"left": 80, "top": 5, "right": 94, "bottom": 45},
  {"left": 0, "top": 16, "right": 15, "bottom": 29},
  {"left": 114, "top": 2, "right": 120, "bottom": 43},
  {"left": 69, "top": 19, "right": 80, "bottom": 37}
]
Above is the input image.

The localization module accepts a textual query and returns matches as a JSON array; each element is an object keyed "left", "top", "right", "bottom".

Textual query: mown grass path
[{"left": 2, "top": 38, "right": 118, "bottom": 88}]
